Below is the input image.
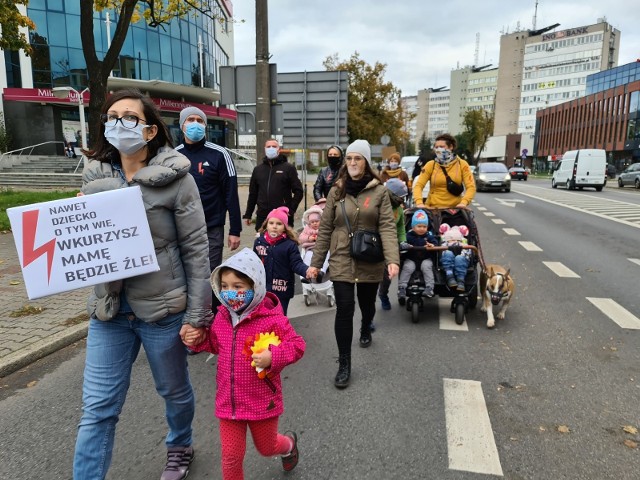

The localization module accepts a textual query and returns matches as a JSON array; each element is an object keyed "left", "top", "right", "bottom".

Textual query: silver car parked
[{"left": 617, "top": 162, "right": 640, "bottom": 189}]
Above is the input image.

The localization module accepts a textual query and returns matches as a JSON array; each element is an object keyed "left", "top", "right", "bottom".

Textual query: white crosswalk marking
[
  {"left": 542, "top": 261, "right": 580, "bottom": 278},
  {"left": 629, "top": 258, "right": 640, "bottom": 267},
  {"left": 476, "top": 206, "right": 487, "bottom": 211},
  {"left": 483, "top": 211, "right": 495, "bottom": 217},
  {"left": 492, "top": 219, "right": 506, "bottom": 224},
  {"left": 502, "top": 228, "right": 520, "bottom": 236},
  {"left": 444, "top": 378, "right": 504, "bottom": 476},
  {"left": 586, "top": 298, "right": 640, "bottom": 330},
  {"left": 519, "top": 241, "right": 542, "bottom": 251},
  {"left": 438, "top": 298, "right": 468, "bottom": 331}
]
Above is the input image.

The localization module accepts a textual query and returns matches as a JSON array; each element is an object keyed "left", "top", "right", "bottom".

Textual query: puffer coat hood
[{"left": 81, "top": 146, "right": 212, "bottom": 327}]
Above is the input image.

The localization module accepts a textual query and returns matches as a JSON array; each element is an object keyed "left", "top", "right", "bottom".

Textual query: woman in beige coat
[{"left": 308, "top": 139, "right": 400, "bottom": 388}]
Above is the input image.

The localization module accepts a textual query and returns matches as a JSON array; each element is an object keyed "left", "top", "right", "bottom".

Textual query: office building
[{"left": 536, "top": 60, "right": 640, "bottom": 168}]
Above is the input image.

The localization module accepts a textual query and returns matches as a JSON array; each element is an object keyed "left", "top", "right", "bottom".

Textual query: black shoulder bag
[
  {"left": 440, "top": 164, "right": 465, "bottom": 196},
  {"left": 340, "top": 199, "right": 385, "bottom": 263}
]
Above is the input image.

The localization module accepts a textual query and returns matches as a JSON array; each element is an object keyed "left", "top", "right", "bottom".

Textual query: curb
[{"left": 0, "top": 323, "right": 88, "bottom": 378}]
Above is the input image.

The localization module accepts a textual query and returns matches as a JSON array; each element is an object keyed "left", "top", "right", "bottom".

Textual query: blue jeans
[
  {"left": 440, "top": 251, "right": 469, "bottom": 281},
  {"left": 73, "top": 312, "right": 195, "bottom": 480}
]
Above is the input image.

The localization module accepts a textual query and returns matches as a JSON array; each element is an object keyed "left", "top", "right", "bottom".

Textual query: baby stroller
[
  {"left": 298, "top": 204, "right": 334, "bottom": 307},
  {"left": 400, "top": 207, "right": 480, "bottom": 324},
  {"left": 300, "top": 246, "right": 334, "bottom": 306}
]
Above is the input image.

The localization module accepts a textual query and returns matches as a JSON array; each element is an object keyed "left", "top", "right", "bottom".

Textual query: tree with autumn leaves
[
  {"left": 324, "top": 52, "right": 411, "bottom": 149},
  {"left": 2, "top": 1, "right": 218, "bottom": 146},
  {"left": 81, "top": 1, "right": 220, "bottom": 145}
]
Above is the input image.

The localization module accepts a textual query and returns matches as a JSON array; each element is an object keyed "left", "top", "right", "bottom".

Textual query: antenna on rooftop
[
  {"left": 474, "top": 32, "right": 480, "bottom": 66},
  {"left": 532, "top": 0, "right": 539, "bottom": 30}
]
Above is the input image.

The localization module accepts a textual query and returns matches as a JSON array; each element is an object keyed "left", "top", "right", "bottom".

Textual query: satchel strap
[{"left": 340, "top": 199, "right": 353, "bottom": 236}]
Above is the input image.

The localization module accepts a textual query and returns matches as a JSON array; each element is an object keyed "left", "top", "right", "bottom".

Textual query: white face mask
[
  {"left": 104, "top": 123, "right": 149, "bottom": 155},
  {"left": 265, "top": 146, "right": 279, "bottom": 159}
]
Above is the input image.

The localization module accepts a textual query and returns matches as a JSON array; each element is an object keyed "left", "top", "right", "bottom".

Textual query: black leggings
[{"left": 332, "top": 281, "right": 379, "bottom": 355}]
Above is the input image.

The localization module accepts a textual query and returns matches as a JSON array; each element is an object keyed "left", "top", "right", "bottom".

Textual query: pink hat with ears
[{"left": 267, "top": 206, "right": 290, "bottom": 225}]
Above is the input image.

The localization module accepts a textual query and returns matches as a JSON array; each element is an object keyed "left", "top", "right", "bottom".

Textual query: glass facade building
[
  {"left": 25, "top": 0, "right": 229, "bottom": 91},
  {"left": 536, "top": 61, "right": 640, "bottom": 167},
  {"left": 586, "top": 61, "right": 640, "bottom": 95},
  {"left": 1, "top": 1, "right": 236, "bottom": 154}
]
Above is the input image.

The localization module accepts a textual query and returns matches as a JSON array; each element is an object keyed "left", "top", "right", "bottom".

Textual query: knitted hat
[
  {"left": 179, "top": 106, "right": 206, "bottom": 128},
  {"left": 411, "top": 209, "right": 429, "bottom": 228},
  {"left": 266, "top": 206, "right": 289, "bottom": 225},
  {"left": 303, "top": 205, "right": 323, "bottom": 225},
  {"left": 385, "top": 178, "right": 408, "bottom": 198},
  {"left": 389, "top": 152, "right": 401, "bottom": 162},
  {"left": 346, "top": 139, "right": 371, "bottom": 164}
]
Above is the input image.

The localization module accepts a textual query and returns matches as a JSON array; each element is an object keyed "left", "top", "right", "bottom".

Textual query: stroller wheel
[
  {"left": 327, "top": 295, "right": 335, "bottom": 307},
  {"left": 304, "top": 296, "right": 311, "bottom": 307},
  {"left": 411, "top": 302, "right": 420, "bottom": 323}
]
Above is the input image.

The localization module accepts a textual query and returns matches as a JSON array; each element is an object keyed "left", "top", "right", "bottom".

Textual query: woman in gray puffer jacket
[{"left": 73, "top": 89, "right": 210, "bottom": 480}]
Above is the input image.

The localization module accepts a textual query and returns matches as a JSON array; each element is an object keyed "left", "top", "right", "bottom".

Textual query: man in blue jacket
[{"left": 176, "top": 106, "right": 242, "bottom": 277}]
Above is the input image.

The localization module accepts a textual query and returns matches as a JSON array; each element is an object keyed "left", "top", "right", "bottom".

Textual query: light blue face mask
[
  {"left": 185, "top": 122, "right": 206, "bottom": 142},
  {"left": 104, "top": 122, "right": 149, "bottom": 155}
]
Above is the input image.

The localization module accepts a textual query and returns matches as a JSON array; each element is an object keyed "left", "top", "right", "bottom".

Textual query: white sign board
[{"left": 8, "top": 186, "right": 159, "bottom": 299}]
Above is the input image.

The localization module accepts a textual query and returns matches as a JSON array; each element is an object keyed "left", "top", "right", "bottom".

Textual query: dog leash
[{"left": 468, "top": 209, "right": 488, "bottom": 273}]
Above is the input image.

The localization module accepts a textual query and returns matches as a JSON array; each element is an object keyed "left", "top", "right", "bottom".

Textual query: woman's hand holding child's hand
[
  {"left": 306, "top": 267, "right": 319, "bottom": 279},
  {"left": 180, "top": 324, "right": 207, "bottom": 346},
  {"left": 252, "top": 349, "right": 272, "bottom": 370}
]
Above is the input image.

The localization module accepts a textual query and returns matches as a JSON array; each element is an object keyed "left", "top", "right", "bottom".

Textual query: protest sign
[{"left": 8, "top": 186, "right": 159, "bottom": 299}]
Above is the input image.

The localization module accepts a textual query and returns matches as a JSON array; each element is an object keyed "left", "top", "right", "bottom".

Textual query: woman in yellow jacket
[{"left": 412, "top": 133, "right": 476, "bottom": 208}]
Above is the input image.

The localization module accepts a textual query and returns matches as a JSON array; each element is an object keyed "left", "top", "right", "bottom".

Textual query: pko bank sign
[{"left": 542, "top": 27, "right": 588, "bottom": 42}]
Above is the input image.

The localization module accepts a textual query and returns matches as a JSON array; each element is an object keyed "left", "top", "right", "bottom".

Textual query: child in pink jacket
[{"left": 183, "top": 248, "right": 305, "bottom": 479}]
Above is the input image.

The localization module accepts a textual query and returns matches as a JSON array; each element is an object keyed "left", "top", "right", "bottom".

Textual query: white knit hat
[{"left": 346, "top": 139, "right": 371, "bottom": 164}]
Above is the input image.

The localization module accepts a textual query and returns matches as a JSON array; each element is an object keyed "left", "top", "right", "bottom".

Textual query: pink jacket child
[{"left": 187, "top": 247, "right": 305, "bottom": 478}]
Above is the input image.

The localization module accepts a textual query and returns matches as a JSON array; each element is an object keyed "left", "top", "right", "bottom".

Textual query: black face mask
[{"left": 328, "top": 157, "right": 343, "bottom": 169}]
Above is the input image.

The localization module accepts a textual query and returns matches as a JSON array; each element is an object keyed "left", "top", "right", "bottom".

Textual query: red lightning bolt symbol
[{"left": 21, "top": 210, "right": 56, "bottom": 283}]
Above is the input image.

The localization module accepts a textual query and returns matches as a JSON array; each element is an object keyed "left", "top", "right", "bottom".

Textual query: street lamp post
[{"left": 52, "top": 86, "right": 89, "bottom": 150}]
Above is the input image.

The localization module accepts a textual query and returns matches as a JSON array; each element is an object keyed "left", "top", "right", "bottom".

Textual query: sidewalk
[{"left": 0, "top": 184, "right": 318, "bottom": 377}]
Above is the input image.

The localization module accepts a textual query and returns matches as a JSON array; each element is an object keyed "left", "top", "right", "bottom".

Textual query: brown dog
[{"left": 480, "top": 264, "right": 514, "bottom": 328}]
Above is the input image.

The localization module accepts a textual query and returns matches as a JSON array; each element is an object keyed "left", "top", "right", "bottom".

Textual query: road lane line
[
  {"left": 492, "top": 219, "right": 506, "bottom": 224},
  {"left": 502, "top": 228, "right": 520, "bottom": 236},
  {"left": 476, "top": 206, "right": 487, "bottom": 211},
  {"left": 444, "top": 378, "right": 504, "bottom": 476},
  {"left": 586, "top": 298, "right": 640, "bottom": 330},
  {"left": 438, "top": 298, "right": 468, "bottom": 331},
  {"left": 542, "top": 261, "right": 580, "bottom": 278},
  {"left": 483, "top": 212, "right": 495, "bottom": 217},
  {"left": 519, "top": 241, "right": 542, "bottom": 251},
  {"left": 630, "top": 258, "right": 640, "bottom": 267}
]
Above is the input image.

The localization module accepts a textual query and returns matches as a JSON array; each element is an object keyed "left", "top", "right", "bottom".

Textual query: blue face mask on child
[
  {"left": 185, "top": 122, "right": 206, "bottom": 142},
  {"left": 220, "top": 289, "right": 255, "bottom": 312}
]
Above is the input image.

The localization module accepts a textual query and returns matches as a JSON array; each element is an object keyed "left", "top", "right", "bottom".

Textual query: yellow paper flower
[{"left": 248, "top": 332, "right": 281, "bottom": 378}]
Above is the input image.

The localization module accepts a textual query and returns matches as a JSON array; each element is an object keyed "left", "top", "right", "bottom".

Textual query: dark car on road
[
  {"left": 617, "top": 162, "right": 640, "bottom": 189},
  {"left": 474, "top": 162, "right": 511, "bottom": 192},
  {"left": 508, "top": 167, "right": 528, "bottom": 181}
]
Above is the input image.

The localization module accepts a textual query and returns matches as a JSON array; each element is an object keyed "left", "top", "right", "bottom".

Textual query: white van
[{"left": 551, "top": 149, "right": 607, "bottom": 191}]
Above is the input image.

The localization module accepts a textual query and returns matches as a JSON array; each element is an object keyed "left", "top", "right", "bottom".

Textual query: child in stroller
[
  {"left": 299, "top": 205, "right": 334, "bottom": 306},
  {"left": 400, "top": 207, "right": 480, "bottom": 323},
  {"left": 398, "top": 209, "right": 438, "bottom": 301}
]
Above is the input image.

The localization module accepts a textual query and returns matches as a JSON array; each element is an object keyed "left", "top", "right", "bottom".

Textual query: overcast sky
[{"left": 229, "top": 0, "right": 639, "bottom": 95}]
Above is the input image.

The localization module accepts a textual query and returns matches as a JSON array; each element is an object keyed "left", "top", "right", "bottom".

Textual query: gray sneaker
[{"left": 161, "top": 446, "right": 194, "bottom": 480}]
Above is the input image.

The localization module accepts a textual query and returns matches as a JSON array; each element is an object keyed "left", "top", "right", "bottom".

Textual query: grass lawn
[{"left": 0, "top": 188, "right": 79, "bottom": 232}]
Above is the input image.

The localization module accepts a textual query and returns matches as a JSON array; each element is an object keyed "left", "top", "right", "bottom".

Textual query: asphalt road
[{"left": 1, "top": 178, "right": 639, "bottom": 479}]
